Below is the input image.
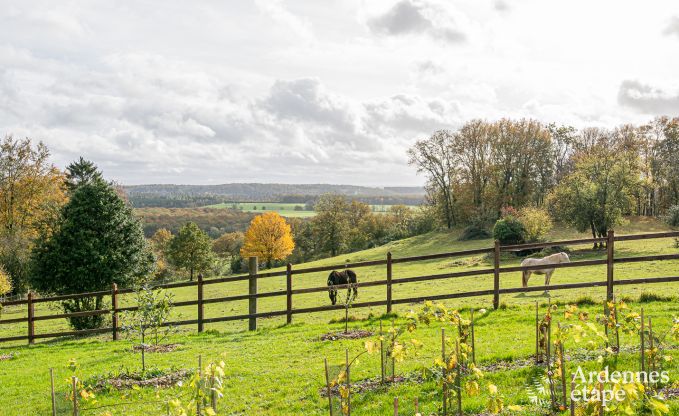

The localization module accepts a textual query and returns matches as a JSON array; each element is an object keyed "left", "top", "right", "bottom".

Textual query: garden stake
[
  {"left": 380, "top": 321, "right": 385, "bottom": 384},
  {"left": 346, "top": 348, "right": 351, "bottom": 416},
  {"left": 455, "top": 339, "right": 462, "bottom": 416},
  {"left": 570, "top": 374, "right": 575, "bottom": 416},
  {"left": 640, "top": 308, "right": 645, "bottom": 374},
  {"left": 324, "top": 358, "right": 333, "bottom": 416},
  {"left": 603, "top": 300, "right": 609, "bottom": 350},
  {"left": 393, "top": 397, "right": 398, "bottom": 416},
  {"left": 441, "top": 328, "right": 447, "bottom": 416},
  {"left": 197, "top": 355, "right": 202, "bottom": 416},
  {"left": 559, "top": 337, "right": 567, "bottom": 408},
  {"left": 415, "top": 397, "right": 419, "bottom": 413},
  {"left": 598, "top": 382, "right": 604, "bottom": 416},
  {"left": 391, "top": 318, "right": 396, "bottom": 381},
  {"left": 649, "top": 317, "right": 655, "bottom": 378},
  {"left": 72, "top": 376, "right": 78, "bottom": 416},
  {"left": 470, "top": 308, "right": 476, "bottom": 365},
  {"left": 49, "top": 368, "right": 56, "bottom": 416},
  {"left": 613, "top": 299, "right": 620, "bottom": 353},
  {"left": 535, "top": 301, "right": 539, "bottom": 364}
]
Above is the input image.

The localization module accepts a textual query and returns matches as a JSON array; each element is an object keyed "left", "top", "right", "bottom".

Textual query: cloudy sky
[{"left": 1, "top": 1, "right": 678, "bottom": 186}]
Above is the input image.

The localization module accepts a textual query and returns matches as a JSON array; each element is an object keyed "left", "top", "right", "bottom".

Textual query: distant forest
[{"left": 125, "top": 183, "right": 425, "bottom": 208}]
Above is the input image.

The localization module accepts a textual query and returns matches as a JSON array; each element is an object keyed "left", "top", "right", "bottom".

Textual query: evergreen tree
[
  {"left": 65, "top": 157, "right": 103, "bottom": 191},
  {"left": 30, "top": 175, "right": 153, "bottom": 329}
]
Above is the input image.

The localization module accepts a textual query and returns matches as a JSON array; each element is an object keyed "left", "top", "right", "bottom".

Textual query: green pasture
[
  {"left": 0, "top": 216, "right": 678, "bottom": 414},
  {"left": 204, "top": 202, "right": 416, "bottom": 218}
]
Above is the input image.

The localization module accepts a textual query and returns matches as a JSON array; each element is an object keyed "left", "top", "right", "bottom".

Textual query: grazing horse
[
  {"left": 521, "top": 252, "right": 570, "bottom": 289},
  {"left": 327, "top": 270, "right": 358, "bottom": 305}
]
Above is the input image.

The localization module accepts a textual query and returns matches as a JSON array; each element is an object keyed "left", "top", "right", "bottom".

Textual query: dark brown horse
[{"left": 327, "top": 270, "right": 358, "bottom": 305}]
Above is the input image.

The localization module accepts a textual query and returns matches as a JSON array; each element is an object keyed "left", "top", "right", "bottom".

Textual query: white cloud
[{"left": 0, "top": 0, "right": 678, "bottom": 185}]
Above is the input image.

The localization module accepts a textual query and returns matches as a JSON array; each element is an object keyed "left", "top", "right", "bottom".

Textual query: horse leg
[
  {"left": 522, "top": 271, "right": 531, "bottom": 288},
  {"left": 543, "top": 271, "right": 552, "bottom": 296}
]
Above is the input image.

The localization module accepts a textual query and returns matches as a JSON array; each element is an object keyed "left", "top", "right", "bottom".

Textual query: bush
[
  {"left": 517, "top": 207, "right": 553, "bottom": 242},
  {"left": 665, "top": 204, "right": 679, "bottom": 227},
  {"left": 492, "top": 215, "right": 525, "bottom": 245},
  {"left": 459, "top": 223, "right": 491, "bottom": 241},
  {"left": 0, "top": 267, "right": 12, "bottom": 296}
]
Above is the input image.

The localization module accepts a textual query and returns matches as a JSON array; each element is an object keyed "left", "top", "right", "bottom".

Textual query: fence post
[
  {"left": 493, "top": 240, "right": 500, "bottom": 310},
  {"left": 606, "top": 230, "right": 614, "bottom": 302},
  {"left": 248, "top": 256, "right": 258, "bottom": 331},
  {"left": 27, "top": 291, "right": 34, "bottom": 345},
  {"left": 111, "top": 283, "right": 119, "bottom": 341},
  {"left": 286, "top": 263, "right": 293, "bottom": 324},
  {"left": 386, "top": 252, "right": 393, "bottom": 314},
  {"left": 197, "top": 273, "right": 204, "bottom": 333}
]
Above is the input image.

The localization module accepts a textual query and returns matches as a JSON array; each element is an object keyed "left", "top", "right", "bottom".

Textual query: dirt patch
[
  {"left": 93, "top": 369, "right": 191, "bottom": 390},
  {"left": 320, "top": 330, "right": 374, "bottom": 341},
  {"left": 131, "top": 343, "right": 180, "bottom": 353},
  {"left": 320, "top": 374, "right": 421, "bottom": 397}
]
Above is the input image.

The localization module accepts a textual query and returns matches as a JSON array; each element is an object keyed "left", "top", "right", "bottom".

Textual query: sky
[{"left": 1, "top": 1, "right": 678, "bottom": 186}]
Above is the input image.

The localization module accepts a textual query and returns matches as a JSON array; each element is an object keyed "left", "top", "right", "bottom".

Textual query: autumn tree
[
  {"left": 240, "top": 212, "right": 294, "bottom": 268},
  {"left": 312, "top": 195, "right": 350, "bottom": 256},
  {"left": 30, "top": 169, "right": 153, "bottom": 329},
  {"left": 408, "top": 130, "right": 459, "bottom": 228},
  {"left": 150, "top": 228, "right": 173, "bottom": 279},
  {"left": 0, "top": 136, "right": 67, "bottom": 292},
  {"left": 167, "top": 222, "right": 214, "bottom": 280},
  {"left": 549, "top": 138, "right": 639, "bottom": 248},
  {"left": 212, "top": 232, "right": 244, "bottom": 259}
]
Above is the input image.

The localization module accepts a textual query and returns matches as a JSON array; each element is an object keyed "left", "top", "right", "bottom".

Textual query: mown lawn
[
  {"left": 0, "top": 300, "right": 677, "bottom": 415},
  {"left": 0, "top": 217, "right": 678, "bottom": 414}
]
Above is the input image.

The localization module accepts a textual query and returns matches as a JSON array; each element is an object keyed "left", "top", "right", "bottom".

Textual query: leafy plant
[
  {"left": 517, "top": 207, "right": 553, "bottom": 242},
  {"left": 492, "top": 215, "right": 525, "bottom": 245},
  {"left": 122, "top": 284, "right": 175, "bottom": 372},
  {"left": 166, "top": 357, "right": 226, "bottom": 416}
]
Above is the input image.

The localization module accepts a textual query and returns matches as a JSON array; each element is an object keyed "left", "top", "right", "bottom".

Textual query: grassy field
[
  {"left": 205, "top": 202, "right": 416, "bottom": 218},
  {"left": 0, "top": 217, "right": 678, "bottom": 414}
]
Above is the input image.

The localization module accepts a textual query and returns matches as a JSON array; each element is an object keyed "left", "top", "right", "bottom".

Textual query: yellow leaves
[
  {"left": 364, "top": 340, "right": 379, "bottom": 354},
  {"left": 204, "top": 408, "right": 217, "bottom": 416},
  {"left": 565, "top": 304, "right": 578, "bottom": 319},
  {"left": 240, "top": 212, "right": 295, "bottom": 263},
  {"left": 391, "top": 343, "right": 406, "bottom": 362},
  {"left": 465, "top": 380, "right": 480, "bottom": 396},
  {"left": 488, "top": 384, "right": 498, "bottom": 395}
]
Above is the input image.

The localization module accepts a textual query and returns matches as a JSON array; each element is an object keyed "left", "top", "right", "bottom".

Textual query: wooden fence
[{"left": 1, "top": 230, "right": 679, "bottom": 345}]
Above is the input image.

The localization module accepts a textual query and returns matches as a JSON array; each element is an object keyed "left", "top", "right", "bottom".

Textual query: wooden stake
[
  {"left": 197, "top": 355, "right": 202, "bottom": 416},
  {"left": 470, "top": 309, "right": 476, "bottom": 365},
  {"left": 613, "top": 299, "right": 620, "bottom": 353},
  {"left": 50, "top": 368, "right": 56, "bottom": 416},
  {"left": 393, "top": 397, "right": 398, "bottom": 416},
  {"left": 493, "top": 240, "right": 500, "bottom": 310},
  {"left": 570, "top": 374, "right": 576, "bottom": 416},
  {"left": 442, "top": 328, "right": 447, "bottom": 416},
  {"left": 640, "top": 308, "right": 645, "bottom": 375},
  {"left": 111, "top": 283, "right": 119, "bottom": 341},
  {"left": 648, "top": 317, "right": 655, "bottom": 379},
  {"left": 286, "top": 263, "right": 293, "bottom": 324},
  {"left": 414, "top": 397, "right": 419, "bottom": 413},
  {"left": 455, "top": 339, "right": 462, "bottom": 416},
  {"left": 380, "top": 321, "right": 385, "bottom": 384},
  {"left": 559, "top": 338, "right": 567, "bottom": 408},
  {"left": 535, "top": 301, "right": 539, "bottom": 364},
  {"left": 346, "top": 349, "right": 351, "bottom": 416},
  {"left": 72, "top": 376, "right": 78, "bottom": 416},
  {"left": 324, "top": 358, "right": 333, "bottom": 416}
]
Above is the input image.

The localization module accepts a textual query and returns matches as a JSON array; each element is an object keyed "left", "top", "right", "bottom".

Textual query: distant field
[{"left": 205, "top": 202, "right": 417, "bottom": 217}]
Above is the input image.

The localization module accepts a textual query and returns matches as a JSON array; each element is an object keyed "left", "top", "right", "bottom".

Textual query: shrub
[
  {"left": 518, "top": 207, "right": 553, "bottom": 242},
  {"left": 665, "top": 204, "right": 679, "bottom": 227},
  {"left": 0, "top": 267, "right": 12, "bottom": 296},
  {"left": 459, "top": 223, "right": 491, "bottom": 241},
  {"left": 638, "top": 292, "right": 674, "bottom": 303},
  {"left": 492, "top": 215, "right": 525, "bottom": 245}
]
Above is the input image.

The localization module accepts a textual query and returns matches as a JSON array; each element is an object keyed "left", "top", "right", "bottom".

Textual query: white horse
[{"left": 521, "top": 252, "right": 570, "bottom": 288}]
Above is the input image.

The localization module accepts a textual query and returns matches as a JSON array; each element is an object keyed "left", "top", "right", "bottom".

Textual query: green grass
[
  {"left": 204, "top": 202, "right": 416, "bottom": 217},
  {"left": 0, "top": 216, "right": 678, "bottom": 414}
]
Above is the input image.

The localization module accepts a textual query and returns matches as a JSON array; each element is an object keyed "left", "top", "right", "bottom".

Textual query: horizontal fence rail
[{"left": 1, "top": 230, "right": 679, "bottom": 344}]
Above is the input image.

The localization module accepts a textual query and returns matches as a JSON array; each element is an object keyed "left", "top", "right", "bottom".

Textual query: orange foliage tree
[{"left": 240, "top": 212, "right": 295, "bottom": 268}]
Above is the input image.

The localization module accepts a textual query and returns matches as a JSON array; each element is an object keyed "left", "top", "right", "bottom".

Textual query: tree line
[{"left": 408, "top": 117, "right": 679, "bottom": 241}]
